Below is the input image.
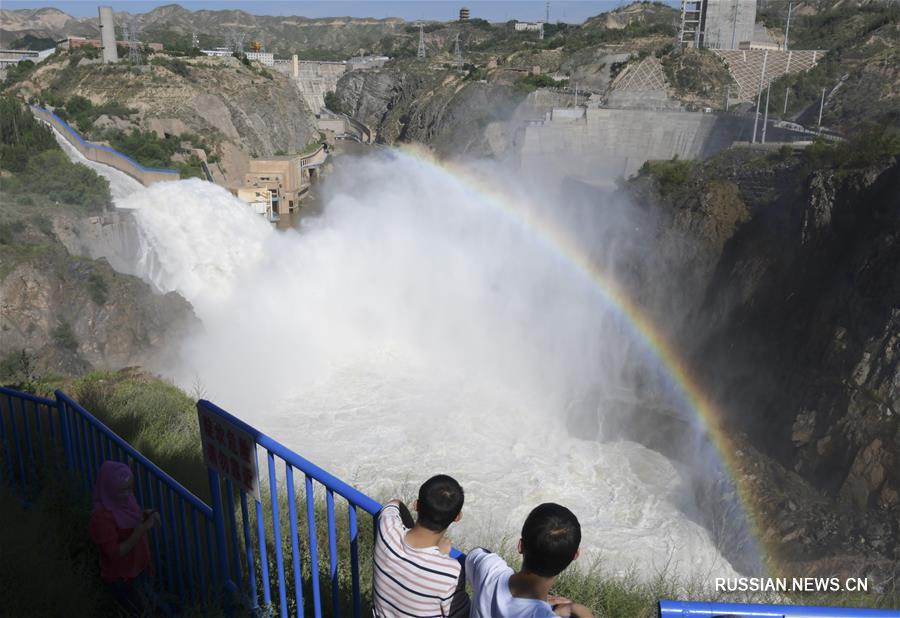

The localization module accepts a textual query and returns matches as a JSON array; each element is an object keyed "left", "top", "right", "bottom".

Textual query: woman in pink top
[{"left": 89, "top": 461, "right": 161, "bottom": 615}]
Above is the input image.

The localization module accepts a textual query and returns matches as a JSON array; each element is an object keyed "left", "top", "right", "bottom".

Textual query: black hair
[
  {"left": 416, "top": 475, "right": 464, "bottom": 532},
  {"left": 520, "top": 503, "right": 581, "bottom": 577}
]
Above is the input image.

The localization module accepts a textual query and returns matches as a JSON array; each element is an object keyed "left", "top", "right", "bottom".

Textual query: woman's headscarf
[{"left": 93, "top": 460, "right": 143, "bottom": 529}]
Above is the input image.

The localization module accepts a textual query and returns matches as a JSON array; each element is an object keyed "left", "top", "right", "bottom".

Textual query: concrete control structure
[
  {"left": 680, "top": 0, "right": 758, "bottom": 49},
  {"left": 240, "top": 146, "right": 327, "bottom": 218},
  {"left": 98, "top": 6, "right": 118, "bottom": 63}
]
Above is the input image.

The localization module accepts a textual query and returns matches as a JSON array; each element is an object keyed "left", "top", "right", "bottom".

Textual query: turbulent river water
[{"left": 67, "top": 143, "right": 741, "bottom": 581}]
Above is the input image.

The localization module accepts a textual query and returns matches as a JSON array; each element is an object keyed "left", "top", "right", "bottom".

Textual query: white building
[
  {"left": 245, "top": 52, "right": 274, "bottom": 66},
  {"left": 0, "top": 47, "right": 55, "bottom": 71},
  {"left": 514, "top": 21, "right": 543, "bottom": 32},
  {"left": 200, "top": 47, "right": 233, "bottom": 58}
]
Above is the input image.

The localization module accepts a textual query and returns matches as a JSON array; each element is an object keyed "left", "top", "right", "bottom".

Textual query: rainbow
[{"left": 392, "top": 145, "right": 774, "bottom": 576}]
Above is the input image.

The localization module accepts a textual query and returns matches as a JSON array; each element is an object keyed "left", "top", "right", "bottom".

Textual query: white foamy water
[
  {"left": 51, "top": 126, "right": 143, "bottom": 201},
  {"left": 77, "top": 148, "right": 739, "bottom": 581}
]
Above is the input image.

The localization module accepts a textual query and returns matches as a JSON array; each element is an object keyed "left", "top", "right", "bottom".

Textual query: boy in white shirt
[{"left": 466, "top": 503, "right": 594, "bottom": 618}]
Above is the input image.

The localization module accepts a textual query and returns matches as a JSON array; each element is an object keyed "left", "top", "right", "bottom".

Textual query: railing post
[
  {"left": 54, "top": 391, "right": 74, "bottom": 469},
  {"left": 207, "top": 467, "right": 232, "bottom": 594}
]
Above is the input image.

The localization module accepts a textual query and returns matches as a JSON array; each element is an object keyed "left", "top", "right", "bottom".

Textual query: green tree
[
  {"left": 0, "top": 96, "right": 58, "bottom": 172},
  {"left": 324, "top": 90, "right": 342, "bottom": 113}
]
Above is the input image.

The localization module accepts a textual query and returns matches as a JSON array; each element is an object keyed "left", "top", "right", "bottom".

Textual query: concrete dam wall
[
  {"left": 519, "top": 107, "right": 808, "bottom": 180},
  {"left": 31, "top": 105, "right": 180, "bottom": 186}
]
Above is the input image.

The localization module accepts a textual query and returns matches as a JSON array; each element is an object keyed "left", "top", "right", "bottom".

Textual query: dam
[{"left": 520, "top": 106, "right": 817, "bottom": 180}]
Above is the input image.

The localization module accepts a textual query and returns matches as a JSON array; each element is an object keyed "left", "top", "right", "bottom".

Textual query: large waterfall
[{"left": 77, "top": 148, "right": 741, "bottom": 581}]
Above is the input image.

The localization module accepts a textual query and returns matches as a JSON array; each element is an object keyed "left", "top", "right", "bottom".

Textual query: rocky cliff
[
  {"left": 624, "top": 148, "right": 899, "bottom": 580},
  {"left": 335, "top": 64, "right": 526, "bottom": 157},
  {"left": 1, "top": 212, "right": 195, "bottom": 380}
]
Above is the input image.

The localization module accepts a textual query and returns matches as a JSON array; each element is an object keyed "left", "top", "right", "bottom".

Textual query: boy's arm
[
  {"left": 380, "top": 499, "right": 414, "bottom": 529},
  {"left": 445, "top": 562, "right": 470, "bottom": 617},
  {"left": 464, "top": 546, "right": 492, "bottom": 585}
]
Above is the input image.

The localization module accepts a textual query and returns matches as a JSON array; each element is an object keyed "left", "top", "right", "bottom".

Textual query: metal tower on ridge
[
  {"left": 417, "top": 24, "right": 426, "bottom": 58},
  {"left": 125, "top": 18, "right": 142, "bottom": 65}
]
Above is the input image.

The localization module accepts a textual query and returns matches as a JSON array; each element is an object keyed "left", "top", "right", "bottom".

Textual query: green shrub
[
  {"left": 101, "top": 128, "right": 180, "bottom": 169},
  {"left": 21, "top": 150, "right": 112, "bottom": 209},
  {"left": 639, "top": 157, "right": 696, "bottom": 196},
  {"left": 324, "top": 90, "right": 342, "bottom": 113},
  {"left": 514, "top": 73, "right": 563, "bottom": 93},
  {"left": 71, "top": 370, "right": 208, "bottom": 500},
  {"left": 178, "top": 154, "right": 205, "bottom": 179},
  {"left": 2, "top": 59, "right": 36, "bottom": 88},
  {"left": 0, "top": 349, "right": 38, "bottom": 390},
  {"left": 802, "top": 126, "right": 900, "bottom": 171},
  {"left": 51, "top": 321, "right": 78, "bottom": 352},
  {"left": 86, "top": 272, "right": 108, "bottom": 305},
  {"left": 151, "top": 56, "right": 191, "bottom": 78}
]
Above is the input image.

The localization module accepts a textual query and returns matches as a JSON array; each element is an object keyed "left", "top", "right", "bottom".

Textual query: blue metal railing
[
  {"left": 0, "top": 387, "right": 59, "bottom": 501},
  {"left": 198, "top": 399, "right": 382, "bottom": 617},
  {"left": 0, "top": 387, "right": 228, "bottom": 611},
  {"left": 54, "top": 390, "right": 226, "bottom": 608},
  {"left": 658, "top": 600, "right": 898, "bottom": 617},
  {"left": 5, "top": 387, "right": 895, "bottom": 617}
]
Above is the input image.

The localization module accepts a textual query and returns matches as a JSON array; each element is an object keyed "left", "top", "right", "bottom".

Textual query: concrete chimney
[{"left": 98, "top": 6, "right": 119, "bottom": 64}]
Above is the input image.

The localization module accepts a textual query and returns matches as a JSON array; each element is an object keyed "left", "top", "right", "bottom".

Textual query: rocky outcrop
[
  {"left": 626, "top": 151, "right": 900, "bottom": 575},
  {"left": 335, "top": 64, "right": 526, "bottom": 157},
  {"left": 0, "top": 215, "right": 195, "bottom": 379}
]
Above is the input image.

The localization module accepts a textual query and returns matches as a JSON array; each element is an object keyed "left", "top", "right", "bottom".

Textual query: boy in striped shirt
[{"left": 373, "top": 475, "right": 470, "bottom": 617}]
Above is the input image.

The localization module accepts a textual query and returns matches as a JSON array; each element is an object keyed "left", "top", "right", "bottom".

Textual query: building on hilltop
[
  {"left": 0, "top": 47, "right": 56, "bottom": 73},
  {"left": 245, "top": 51, "right": 274, "bottom": 66},
  {"left": 679, "top": 0, "right": 758, "bottom": 50},
  {"left": 514, "top": 21, "right": 543, "bottom": 32},
  {"left": 459, "top": 7, "right": 470, "bottom": 20},
  {"left": 200, "top": 47, "right": 234, "bottom": 58}
]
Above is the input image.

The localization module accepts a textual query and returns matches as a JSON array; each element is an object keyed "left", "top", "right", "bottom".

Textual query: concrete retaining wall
[
  {"left": 31, "top": 105, "right": 180, "bottom": 186},
  {"left": 520, "top": 107, "right": 807, "bottom": 179}
]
